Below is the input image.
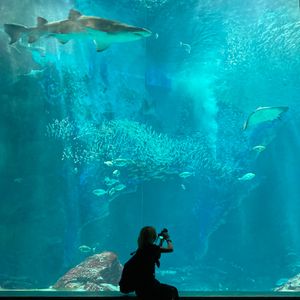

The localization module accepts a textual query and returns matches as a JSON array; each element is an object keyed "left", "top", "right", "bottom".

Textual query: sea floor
[{"left": 0, "top": 289, "right": 300, "bottom": 299}]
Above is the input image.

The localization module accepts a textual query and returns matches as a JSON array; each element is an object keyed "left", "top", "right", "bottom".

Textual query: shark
[{"left": 4, "top": 9, "right": 152, "bottom": 52}]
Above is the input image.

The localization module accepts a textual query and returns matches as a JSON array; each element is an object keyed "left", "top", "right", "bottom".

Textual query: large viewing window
[{"left": 0, "top": 0, "right": 300, "bottom": 298}]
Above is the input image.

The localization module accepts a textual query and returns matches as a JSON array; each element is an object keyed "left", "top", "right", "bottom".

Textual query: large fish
[
  {"left": 243, "top": 106, "right": 289, "bottom": 130},
  {"left": 4, "top": 9, "right": 152, "bottom": 52}
]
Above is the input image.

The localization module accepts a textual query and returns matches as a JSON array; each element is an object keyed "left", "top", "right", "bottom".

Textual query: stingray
[{"left": 243, "top": 106, "right": 289, "bottom": 130}]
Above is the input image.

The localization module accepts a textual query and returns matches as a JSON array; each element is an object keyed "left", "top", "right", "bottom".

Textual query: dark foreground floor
[{"left": 1, "top": 290, "right": 300, "bottom": 299}]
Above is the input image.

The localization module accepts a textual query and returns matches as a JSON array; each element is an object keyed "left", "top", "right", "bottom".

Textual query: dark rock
[{"left": 52, "top": 251, "right": 122, "bottom": 291}]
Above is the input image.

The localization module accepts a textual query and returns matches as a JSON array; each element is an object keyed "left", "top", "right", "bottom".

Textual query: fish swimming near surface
[
  {"left": 104, "top": 177, "right": 119, "bottom": 186},
  {"left": 252, "top": 145, "right": 266, "bottom": 153},
  {"left": 4, "top": 9, "right": 152, "bottom": 52},
  {"left": 179, "top": 171, "right": 195, "bottom": 179},
  {"left": 238, "top": 172, "right": 255, "bottom": 181},
  {"left": 20, "top": 68, "right": 46, "bottom": 78},
  {"left": 243, "top": 106, "right": 289, "bottom": 130},
  {"left": 114, "top": 183, "right": 126, "bottom": 191},
  {"left": 13, "top": 177, "right": 24, "bottom": 183},
  {"left": 92, "top": 189, "right": 107, "bottom": 196},
  {"left": 108, "top": 187, "right": 116, "bottom": 196},
  {"left": 104, "top": 160, "right": 113, "bottom": 166},
  {"left": 112, "top": 169, "right": 120, "bottom": 177},
  {"left": 179, "top": 41, "right": 191, "bottom": 54},
  {"left": 112, "top": 158, "right": 135, "bottom": 167}
]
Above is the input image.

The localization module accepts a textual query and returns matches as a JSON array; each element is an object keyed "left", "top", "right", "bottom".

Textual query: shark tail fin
[{"left": 4, "top": 23, "right": 28, "bottom": 44}]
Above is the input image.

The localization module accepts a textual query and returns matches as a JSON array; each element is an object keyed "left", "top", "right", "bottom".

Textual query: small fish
[
  {"left": 104, "top": 177, "right": 119, "bottom": 186},
  {"left": 92, "top": 189, "right": 107, "bottom": 196},
  {"left": 104, "top": 161, "right": 113, "bottom": 166},
  {"left": 14, "top": 177, "right": 24, "bottom": 183},
  {"left": 108, "top": 187, "right": 116, "bottom": 196},
  {"left": 22, "top": 68, "right": 45, "bottom": 77},
  {"left": 114, "top": 161, "right": 127, "bottom": 167},
  {"left": 179, "top": 171, "right": 195, "bottom": 178},
  {"left": 181, "top": 184, "right": 186, "bottom": 190},
  {"left": 78, "top": 245, "right": 96, "bottom": 253},
  {"left": 155, "top": 33, "right": 159, "bottom": 39},
  {"left": 252, "top": 145, "right": 266, "bottom": 153},
  {"left": 114, "top": 184, "right": 126, "bottom": 191},
  {"left": 112, "top": 169, "right": 120, "bottom": 177},
  {"left": 238, "top": 173, "right": 255, "bottom": 181},
  {"left": 17, "top": 68, "right": 46, "bottom": 81},
  {"left": 179, "top": 41, "right": 191, "bottom": 54},
  {"left": 113, "top": 158, "right": 134, "bottom": 167}
]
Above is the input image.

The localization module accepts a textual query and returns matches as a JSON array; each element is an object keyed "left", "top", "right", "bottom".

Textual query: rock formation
[{"left": 53, "top": 251, "right": 122, "bottom": 291}]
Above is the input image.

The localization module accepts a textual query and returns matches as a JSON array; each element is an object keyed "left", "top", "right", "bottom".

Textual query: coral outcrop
[
  {"left": 275, "top": 274, "right": 300, "bottom": 292},
  {"left": 53, "top": 251, "right": 122, "bottom": 291}
]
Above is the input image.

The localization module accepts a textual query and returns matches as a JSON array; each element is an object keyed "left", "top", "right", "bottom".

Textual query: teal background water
[{"left": 0, "top": 0, "right": 300, "bottom": 292}]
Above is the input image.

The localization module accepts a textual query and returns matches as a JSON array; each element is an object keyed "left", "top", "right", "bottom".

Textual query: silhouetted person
[{"left": 120, "top": 226, "right": 179, "bottom": 300}]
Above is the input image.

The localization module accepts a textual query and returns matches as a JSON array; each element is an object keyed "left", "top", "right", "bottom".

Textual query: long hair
[{"left": 137, "top": 226, "right": 157, "bottom": 249}]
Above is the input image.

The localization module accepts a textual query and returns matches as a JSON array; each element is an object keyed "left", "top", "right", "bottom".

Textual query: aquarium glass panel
[{"left": 0, "top": 0, "right": 300, "bottom": 296}]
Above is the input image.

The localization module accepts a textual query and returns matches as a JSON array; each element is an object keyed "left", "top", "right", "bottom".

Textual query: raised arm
[
  {"left": 160, "top": 239, "right": 173, "bottom": 253},
  {"left": 158, "top": 231, "right": 173, "bottom": 253}
]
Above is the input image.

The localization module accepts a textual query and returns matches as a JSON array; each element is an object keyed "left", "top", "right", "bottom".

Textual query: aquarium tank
[{"left": 1, "top": 0, "right": 300, "bottom": 296}]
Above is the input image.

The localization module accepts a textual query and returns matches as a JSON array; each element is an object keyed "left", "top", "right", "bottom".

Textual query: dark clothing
[
  {"left": 134, "top": 244, "right": 179, "bottom": 300},
  {"left": 136, "top": 282, "right": 179, "bottom": 300},
  {"left": 135, "top": 244, "right": 161, "bottom": 286}
]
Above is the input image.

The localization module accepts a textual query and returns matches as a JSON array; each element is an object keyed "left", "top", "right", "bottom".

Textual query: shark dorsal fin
[
  {"left": 68, "top": 9, "right": 82, "bottom": 21},
  {"left": 37, "top": 17, "right": 48, "bottom": 27}
]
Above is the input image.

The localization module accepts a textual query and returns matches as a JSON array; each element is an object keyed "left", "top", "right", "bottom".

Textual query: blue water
[{"left": 0, "top": 0, "right": 300, "bottom": 293}]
